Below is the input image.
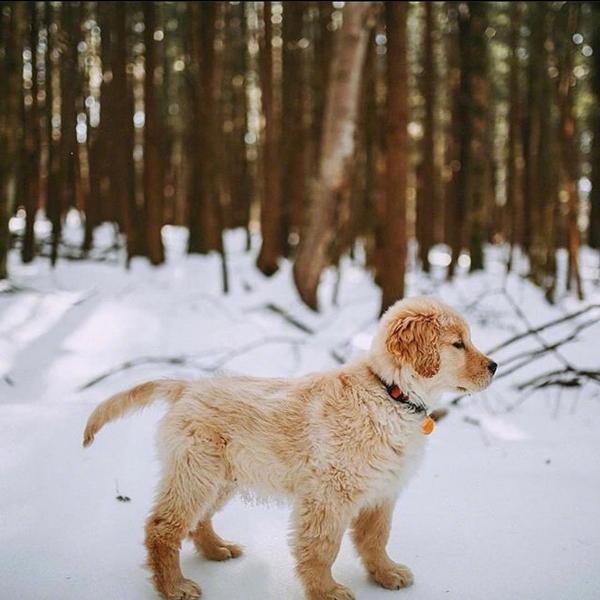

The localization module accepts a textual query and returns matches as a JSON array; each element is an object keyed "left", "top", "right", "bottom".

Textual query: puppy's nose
[{"left": 488, "top": 361, "right": 498, "bottom": 375}]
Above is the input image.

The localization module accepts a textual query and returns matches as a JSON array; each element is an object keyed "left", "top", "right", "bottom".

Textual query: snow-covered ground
[{"left": 1, "top": 226, "right": 600, "bottom": 600}]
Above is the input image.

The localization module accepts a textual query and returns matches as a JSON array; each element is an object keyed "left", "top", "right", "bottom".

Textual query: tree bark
[
  {"left": 380, "top": 2, "right": 408, "bottom": 314},
  {"left": 293, "top": 2, "right": 373, "bottom": 310},
  {"left": 280, "top": 1, "right": 307, "bottom": 254},
  {"left": 589, "top": 3, "right": 600, "bottom": 250},
  {"left": 417, "top": 1, "right": 437, "bottom": 273},
  {"left": 143, "top": 2, "right": 165, "bottom": 265},
  {"left": 557, "top": 2, "right": 583, "bottom": 300},
  {"left": 20, "top": 1, "right": 40, "bottom": 263},
  {"left": 256, "top": 2, "right": 282, "bottom": 275},
  {"left": 506, "top": 2, "right": 524, "bottom": 267},
  {"left": 111, "top": 2, "right": 140, "bottom": 262},
  {"left": 0, "top": 3, "right": 27, "bottom": 279},
  {"left": 447, "top": 2, "right": 470, "bottom": 278},
  {"left": 188, "top": 2, "right": 223, "bottom": 255},
  {"left": 464, "top": 2, "right": 490, "bottom": 272},
  {"left": 54, "top": 1, "right": 80, "bottom": 264}
]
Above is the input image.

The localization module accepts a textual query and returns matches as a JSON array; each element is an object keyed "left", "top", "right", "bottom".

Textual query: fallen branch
[
  {"left": 516, "top": 367, "right": 600, "bottom": 391},
  {"left": 493, "top": 317, "right": 597, "bottom": 380},
  {"left": 486, "top": 303, "right": 600, "bottom": 355},
  {"left": 261, "top": 303, "right": 315, "bottom": 334},
  {"left": 78, "top": 336, "right": 305, "bottom": 391}
]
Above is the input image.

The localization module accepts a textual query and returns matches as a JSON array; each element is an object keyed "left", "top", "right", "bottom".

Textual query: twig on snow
[{"left": 78, "top": 336, "right": 306, "bottom": 391}]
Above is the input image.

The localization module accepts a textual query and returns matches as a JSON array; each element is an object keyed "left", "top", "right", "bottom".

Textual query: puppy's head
[{"left": 373, "top": 297, "right": 496, "bottom": 395}]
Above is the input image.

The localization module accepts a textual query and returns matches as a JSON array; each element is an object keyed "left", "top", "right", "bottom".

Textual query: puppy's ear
[{"left": 386, "top": 311, "right": 440, "bottom": 378}]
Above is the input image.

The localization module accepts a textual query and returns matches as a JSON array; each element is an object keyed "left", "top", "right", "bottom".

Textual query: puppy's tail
[{"left": 83, "top": 380, "right": 187, "bottom": 448}]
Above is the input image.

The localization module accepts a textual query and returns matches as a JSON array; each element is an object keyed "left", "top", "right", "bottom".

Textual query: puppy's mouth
[{"left": 457, "top": 386, "right": 468, "bottom": 393}]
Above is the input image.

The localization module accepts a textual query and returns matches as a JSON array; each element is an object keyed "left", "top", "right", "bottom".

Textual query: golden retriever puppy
[{"left": 83, "top": 297, "right": 496, "bottom": 600}]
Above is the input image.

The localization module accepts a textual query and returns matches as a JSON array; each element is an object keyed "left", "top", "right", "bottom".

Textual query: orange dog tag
[{"left": 422, "top": 416, "right": 435, "bottom": 435}]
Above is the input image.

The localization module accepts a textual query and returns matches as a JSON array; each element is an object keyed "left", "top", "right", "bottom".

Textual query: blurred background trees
[{"left": 0, "top": 1, "right": 599, "bottom": 312}]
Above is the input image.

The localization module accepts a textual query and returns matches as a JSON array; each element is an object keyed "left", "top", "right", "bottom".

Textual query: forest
[
  {"left": 1, "top": 1, "right": 598, "bottom": 313},
  {"left": 1, "top": 4, "right": 600, "bottom": 600}
]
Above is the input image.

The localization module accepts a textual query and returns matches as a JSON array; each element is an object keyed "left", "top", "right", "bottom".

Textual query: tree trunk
[
  {"left": 380, "top": 2, "right": 408, "bottom": 314},
  {"left": 21, "top": 1, "right": 40, "bottom": 263},
  {"left": 188, "top": 2, "right": 223, "bottom": 255},
  {"left": 448, "top": 2, "right": 470, "bottom": 278},
  {"left": 55, "top": 1, "right": 79, "bottom": 264},
  {"left": 226, "top": 2, "right": 252, "bottom": 245},
  {"left": 557, "top": 2, "right": 583, "bottom": 300},
  {"left": 111, "top": 3, "right": 140, "bottom": 262},
  {"left": 280, "top": 1, "right": 307, "bottom": 254},
  {"left": 417, "top": 1, "right": 437, "bottom": 273},
  {"left": 256, "top": 2, "right": 282, "bottom": 275},
  {"left": 589, "top": 3, "right": 600, "bottom": 250},
  {"left": 465, "top": 2, "right": 489, "bottom": 272},
  {"left": 311, "top": 1, "right": 334, "bottom": 176},
  {"left": 506, "top": 2, "right": 524, "bottom": 268},
  {"left": 293, "top": 2, "right": 373, "bottom": 310},
  {"left": 143, "top": 2, "right": 165, "bottom": 265},
  {"left": 0, "top": 3, "right": 27, "bottom": 279}
]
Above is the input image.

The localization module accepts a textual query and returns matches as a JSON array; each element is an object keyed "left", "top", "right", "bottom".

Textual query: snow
[{"left": 1, "top": 227, "right": 600, "bottom": 600}]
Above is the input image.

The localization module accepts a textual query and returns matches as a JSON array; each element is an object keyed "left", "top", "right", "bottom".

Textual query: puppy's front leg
[
  {"left": 292, "top": 497, "right": 354, "bottom": 600},
  {"left": 351, "top": 501, "right": 413, "bottom": 590}
]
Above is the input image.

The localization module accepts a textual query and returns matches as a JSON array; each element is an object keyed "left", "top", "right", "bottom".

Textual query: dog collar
[{"left": 372, "top": 374, "right": 435, "bottom": 436}]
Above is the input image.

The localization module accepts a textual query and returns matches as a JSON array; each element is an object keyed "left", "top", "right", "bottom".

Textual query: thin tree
[
  {"left": 0, "top": 3, "right": 27, "bottom": 279},
  {"left": 143, "top": 2, "right": 165, "bottom": 265},
  {"left": 20, "top": 1, "right": 40, "bottom": 263},
  {"left": 256, "top": 1, "right": 282, "bottom": 275},
  {"left": 417, "top": 1, "right": 437, "bottom": 273},
  {"left": 464, "top": 1, "right": 490, "bottom": 272},
  {"left": 589, "top": 2, "right": 600, "bottom": 251},
  {"left": 445, "top": 1, "right": 462, "bottom": 279},
  {"left": 111, "top": 2, "right": 140, "bottom": 262},
  {"left": 380, "top": 2, "right": 408, "bottom": 313},
  {"left": 280, "top": 1, "right": 307, "bottom": 254},
  {"left": 56, "top": 1, "right": 80, "bottom": 263},
  {"left": 293, "top": 2, "right": 373, "bottom": 309},
  {"left": 506, "top": 2, "right": 524, "bottom": 269},
  {"left": 557, "top": 2, "right": 583, "bottom": 299}
]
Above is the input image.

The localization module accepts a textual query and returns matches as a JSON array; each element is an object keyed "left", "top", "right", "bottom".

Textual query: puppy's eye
[{"left": 453, "top": 341, "right": 465, "bottom": 349}]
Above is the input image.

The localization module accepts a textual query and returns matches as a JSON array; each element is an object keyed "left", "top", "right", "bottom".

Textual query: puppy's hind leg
[
  {"left": 145, "top": 445, "right": 225, "bottom": 600},
  {"left": 190, "top": 484, "right": 243, "bottom": 561}
]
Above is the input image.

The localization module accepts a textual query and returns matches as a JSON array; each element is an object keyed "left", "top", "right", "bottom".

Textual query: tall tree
[
  {"left": 557, "top": 2, "right": 583, "bottom": 299},
  {"left": 56, "top": 1, "right": 80, "bottom": 263},
  {"left": 280, "top": 1, "right": 307, "bottom": 253},
  {"left": 380, "top": 2, "right": 408, "bottom": 313},
  {"left": 445, "top": 2, "right": 462, "bottom": 279},
  {"left": 188, "top": 2, "right": 223, "bottom": 255},
  {"left": 506, "top": 2, "right": 524, "bottom": 266},
  {"left": 187, "top": 3, "right": 228, "bottom": 291},
  {"left": 20, "top": 1, "right": 40, "bottom": 263},
  {"left": 256, "top": 2, "right": 282, "bottom": 275},
  {"left": 293, "top": 2, "right": 373, "bottom": 309},
  {"left": 143, "top": 2, "right": 165, "bottom": 265},
  {"left": 0, "top": 2, "right": 27, "bottom": 279},
  {"left": 464, "top": 1, "right": 490, "bottom": 272},
  {"left": 111, "top": 2, "right": 141, "bottom": 262},
  {"left": 225, "top": 2, "right": 252, "bottom": 246},
  {"left": 417, "top": 1, "right": 437, "bottom": 273},
  {"left": 589, "top": 3, "right": 600, "bottom": 251}
]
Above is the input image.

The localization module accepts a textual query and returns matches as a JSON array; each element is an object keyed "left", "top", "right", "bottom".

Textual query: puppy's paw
[
  {"left": 310, "top": 584, "right": 356, "bottom": 600},
  {"left": 202, "top": 542, "right": 243, "bottom": 561},
  {"left": 164, "top": 577, "right": 202, "bottom": 600},
  {"left": 370, "top": 562, "right": 414, "bottom": 590}
]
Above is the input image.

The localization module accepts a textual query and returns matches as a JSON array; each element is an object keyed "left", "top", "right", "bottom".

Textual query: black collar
[
  {"left": 385, "top": 383, "right": 427, "bottom": 414},
  {"left": 370, "top": 369, "right": 428, "bottom": 414}
]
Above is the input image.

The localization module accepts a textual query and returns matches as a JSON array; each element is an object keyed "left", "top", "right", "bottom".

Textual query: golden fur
[{"left": 83, "top": 297, "right": 495, "bottom": 600}]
